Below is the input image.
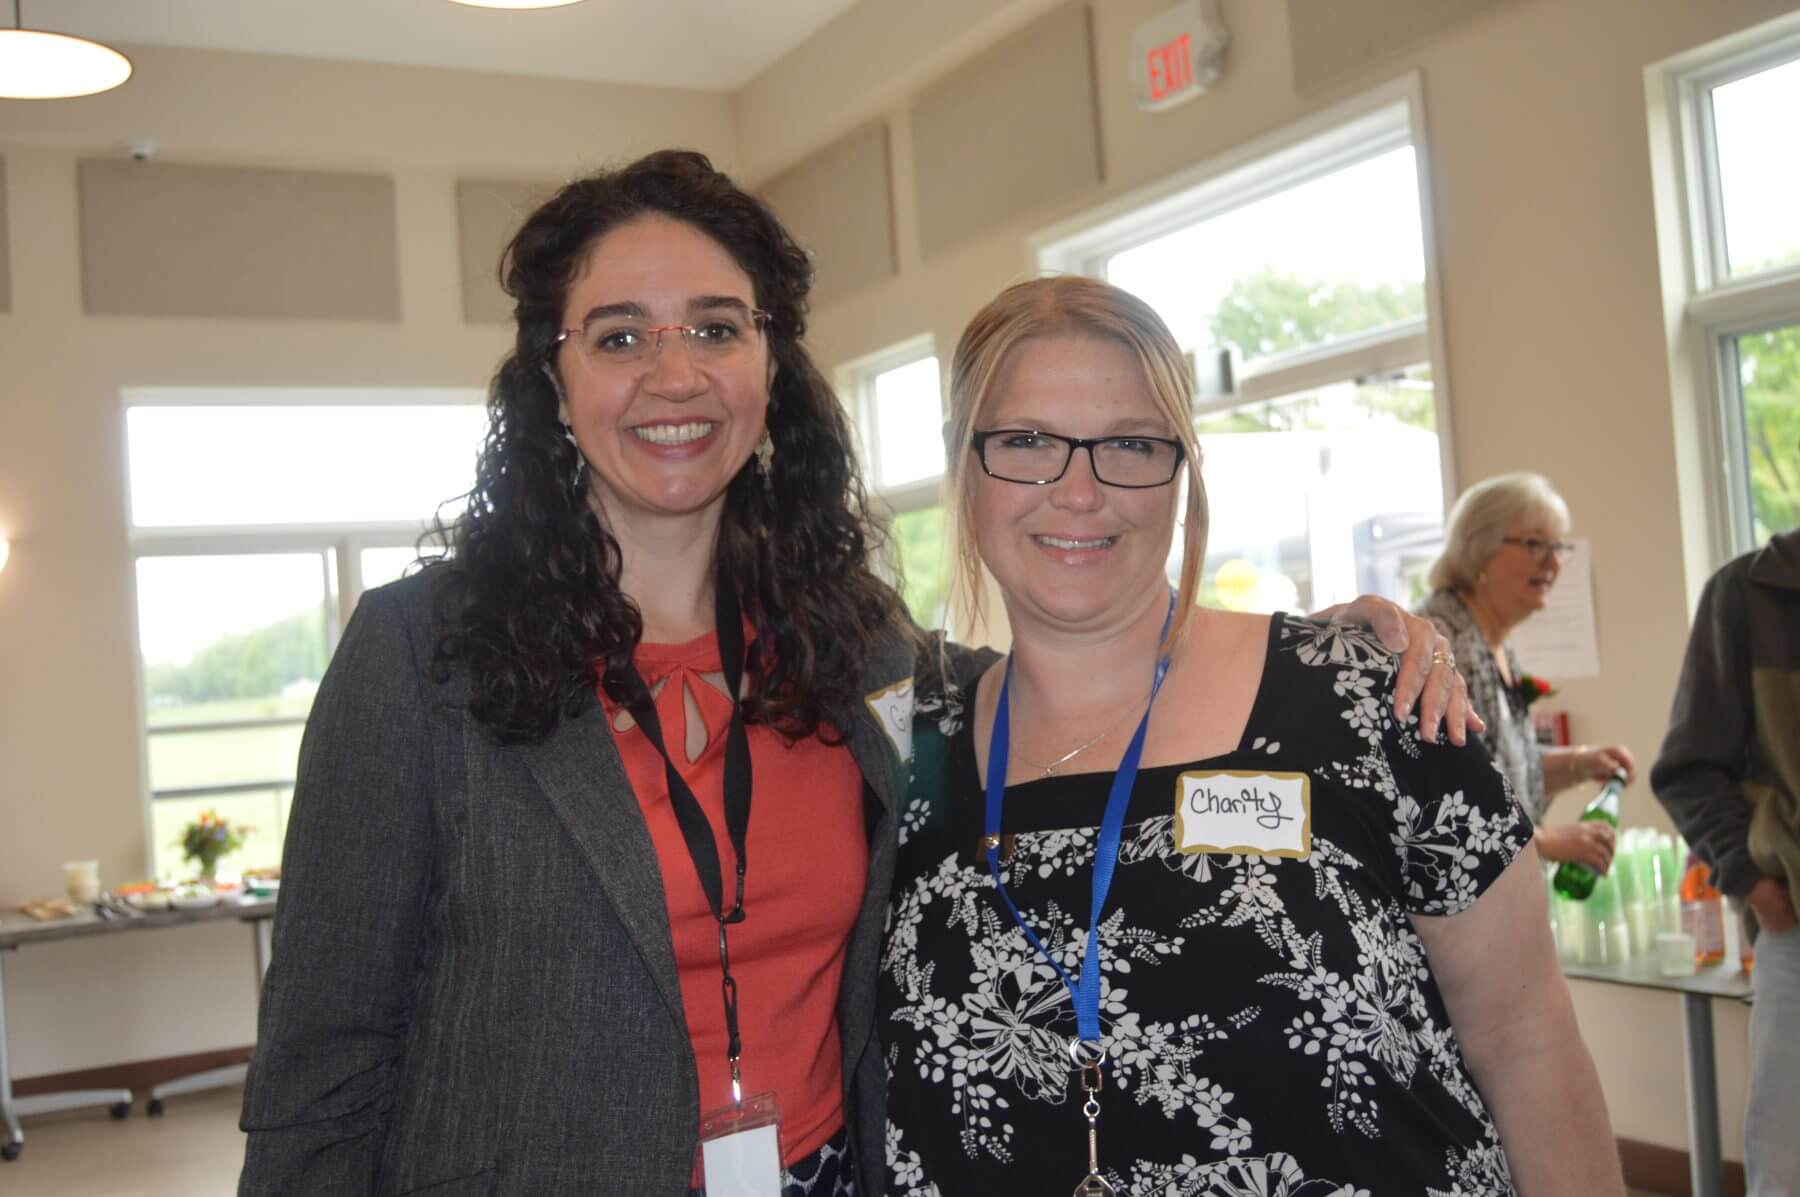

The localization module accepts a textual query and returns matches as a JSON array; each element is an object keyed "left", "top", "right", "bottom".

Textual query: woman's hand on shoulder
[{"left": 1313, "top": 595, "right": 1483, "bottom": 746}]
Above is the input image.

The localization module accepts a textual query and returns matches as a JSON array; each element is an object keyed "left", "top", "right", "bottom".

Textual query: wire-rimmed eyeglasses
[
  {"left": 553, "top": 304, "right": 771, "bottom": 373},
  {"left": 970, "top": 428, "right": 1186, "bottom": 488},
  {"left": 1501, "top": 536, "right": 1577, "bottom": 562}
]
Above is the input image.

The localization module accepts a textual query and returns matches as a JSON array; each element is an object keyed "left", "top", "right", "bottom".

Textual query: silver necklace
[{"left": 1013, "top": 704, "right": 1142, "bottom": 778}]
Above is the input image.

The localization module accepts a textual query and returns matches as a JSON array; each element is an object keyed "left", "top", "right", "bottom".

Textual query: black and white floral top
[{"left": 881, "top": 616, "right": 1532, "bottom": 1197}]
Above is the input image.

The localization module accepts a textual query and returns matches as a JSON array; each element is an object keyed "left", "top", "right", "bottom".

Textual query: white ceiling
[{"left": 19, "top": 0, "right": 865, "bottom": 92}]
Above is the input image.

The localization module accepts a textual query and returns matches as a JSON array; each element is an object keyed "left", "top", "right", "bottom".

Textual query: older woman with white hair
[{"left": 1417, "top": 473, "right": 1636, "bottom": 875}]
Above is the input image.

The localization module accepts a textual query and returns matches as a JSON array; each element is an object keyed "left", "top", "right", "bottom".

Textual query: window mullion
[
  {"left": 860, "top": 377, "right": 886, "bottom": 491},
  {"left": 1692, "top": 82, "right": 1732, "bottom": 291},
  {"left": 1230, "top": 323, "right": 1429, "bottom": 408},
  {"left": 1708, "top": 332, "right": 1758, "bottom": 554},
  {"left": 1685, "top": 272, "right": 1800, "bottom": 331},
  {"left": 877, "top": 477, "right": 944, "bottom": 514}
]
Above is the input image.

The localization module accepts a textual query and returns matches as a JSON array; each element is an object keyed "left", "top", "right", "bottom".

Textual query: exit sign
[{"left": 1131, "top": 0, "right": 1229, "bottom": 112}]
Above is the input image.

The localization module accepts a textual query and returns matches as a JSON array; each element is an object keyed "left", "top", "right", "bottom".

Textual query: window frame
[
  {"left": 122, "top": 387, "right": 482, "bottom": 878},
  {"left": 840, "top": 334, "right": 945, "bottom": 517},
  {"left": 1032, "top": 72, "right": 1455, "bottom": 507},
  {"left": 1651, "top": 14, "right": 1800, "bottom": 573},
  {"left": 836, "top": 337, "right": 953, "bottom": 630}
]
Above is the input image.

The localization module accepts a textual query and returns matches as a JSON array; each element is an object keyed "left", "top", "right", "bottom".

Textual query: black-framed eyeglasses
[
  {"left": 970, "top": 428, "right": 1186, "bottom": 488},
  {"left": 1501, "top": 536, "right": 1577, "bottom": 562}
]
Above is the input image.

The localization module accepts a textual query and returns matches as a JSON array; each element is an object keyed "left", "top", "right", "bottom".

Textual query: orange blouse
[{"left": 598, "top": 629, "right": 869, "bottom": 1170}]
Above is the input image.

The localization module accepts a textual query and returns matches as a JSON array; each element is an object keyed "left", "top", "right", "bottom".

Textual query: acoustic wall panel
[
  {"left": 0, "top": 158, "right": 10, "bottom": 313},
  {"left": 911, "top": 2, "right": 1101, "bottom": 260},
  {"left": 1288, "top": 0, "right": 1525, "bottom": 95},
  {"left": 77, "top": 160, "right": 399, "bottom": 321},
  {"left": 456, "top": 178, "right": 558, "bottom": 325},
  {"left": 760, "top": 122, "right": 896, "bottom": 307}
]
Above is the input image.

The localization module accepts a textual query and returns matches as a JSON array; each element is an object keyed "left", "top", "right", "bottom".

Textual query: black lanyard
[{"left": 622, "top": 576, "right": 754, "bottom": 1101}]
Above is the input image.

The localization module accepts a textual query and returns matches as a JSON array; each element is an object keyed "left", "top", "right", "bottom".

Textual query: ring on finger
[{"left": 1430, "top": 649, "right": 1456, "bottom": 669}]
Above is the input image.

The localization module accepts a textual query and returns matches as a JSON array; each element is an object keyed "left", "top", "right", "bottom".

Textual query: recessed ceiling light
[
  {"left": 0, "top": 2, "right": 132, "bottom": 99},
  {"left": 447, "top": 0, "right": 587, "bottom": 9}
]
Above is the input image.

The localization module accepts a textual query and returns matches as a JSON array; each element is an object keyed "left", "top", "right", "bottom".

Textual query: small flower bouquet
[
  {"left": 179, "top": 810, "right": 250, "bottom": 883},
  {"left": 1515, "top": 672, "right": 1557, "bottom": 712}
]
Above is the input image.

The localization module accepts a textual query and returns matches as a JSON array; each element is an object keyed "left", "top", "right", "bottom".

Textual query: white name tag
[
  {"left": 700, "top": 1091, "right": 783, "bottom": 1197},
  {"left": 1175, "top": 770, "right": 1312, "bottom": 858},
  {"left": 864, "top": 678, "right": 914, "bottom": 764},
  {"left": 701, "top": 1124, "right": 782, "bottom": 1197}
]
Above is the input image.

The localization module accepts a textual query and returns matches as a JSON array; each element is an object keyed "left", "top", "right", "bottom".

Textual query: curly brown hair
[{"left": 430, "top": 150, "right": 909, "bottom": 744}]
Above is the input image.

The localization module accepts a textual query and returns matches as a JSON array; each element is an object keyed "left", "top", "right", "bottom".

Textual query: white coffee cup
[
  {"left": 63, "top": 860, "right": 101, "bottom": 904},
  {"left": 1656, "top": 930, "right": 1698, "bottom": 977}
]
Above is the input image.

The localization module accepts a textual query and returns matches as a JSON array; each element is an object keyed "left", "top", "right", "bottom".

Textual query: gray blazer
[{"left": 239, "top": 570, "right": 924, "bottom": 1195}]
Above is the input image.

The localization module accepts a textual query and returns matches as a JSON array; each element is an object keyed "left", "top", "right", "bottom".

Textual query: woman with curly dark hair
[
  {"left": 238, "top": 150, "right": 1469, "bottom": 1197},
  {"left": 240, "top": 149, "right": 920, "bottom": 1197}
]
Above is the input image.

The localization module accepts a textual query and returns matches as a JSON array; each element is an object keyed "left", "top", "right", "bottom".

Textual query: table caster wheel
[
  {"left": 111, "top": 1102, "right": 131, "bottom": 1120},
  {"left": 147, "top": 1098, "right": 165, "bottom": 1117},
  {"left": 1, "top": 1141, "right": 20, "bottom": 1162}
]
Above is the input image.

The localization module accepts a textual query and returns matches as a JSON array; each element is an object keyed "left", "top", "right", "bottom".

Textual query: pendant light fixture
[
  {"left": 0, "top": 1, "right": 132, "bottom": 99},
  {"left": 448, "top": 0, "right": 586, "bottom": 8}
]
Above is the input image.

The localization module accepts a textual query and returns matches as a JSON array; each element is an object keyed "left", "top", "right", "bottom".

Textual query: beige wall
[
  {"left": 736, "top": 0, "right": 1794, "bottom": 1159},
  {"left": 0, "top": 46, "right": 733, "bottom": 1080}
]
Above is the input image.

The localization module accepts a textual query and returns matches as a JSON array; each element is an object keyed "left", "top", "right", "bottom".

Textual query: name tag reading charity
[{"left": 1175, "top": 770, "right": 1311, "bottom": 858}]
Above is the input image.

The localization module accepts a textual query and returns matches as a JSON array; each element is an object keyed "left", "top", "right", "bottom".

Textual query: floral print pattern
[{"left": 880, "top": 616, "right": 1531, "bottom": 1196}]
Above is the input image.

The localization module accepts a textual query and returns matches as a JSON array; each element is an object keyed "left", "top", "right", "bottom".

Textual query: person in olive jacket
[{"left": 1652, "top": 525, "right": 1800, "bottom": 1196}]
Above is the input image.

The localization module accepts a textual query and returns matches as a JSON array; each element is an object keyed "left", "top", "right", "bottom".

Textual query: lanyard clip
[
  {"left": 729, "top": 1054, "right": 743, "bottom": 1106},
  {"left": 1068, "top": 1038, "right": 1106, "bottom": 1068},
  {"left": 977, "top": 832, "right": 1017, "bottom": 863}
]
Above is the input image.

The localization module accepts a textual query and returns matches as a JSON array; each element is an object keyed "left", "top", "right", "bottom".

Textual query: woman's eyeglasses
[
  {"left": 1501, "top": 536, "right": 1577, "bottom": 562},
  {"left": 553, "top": 305, "right": 771, "bottom": 374},
  {"left": 970, "top": 428, "right": 1185, "bottom": 488}
]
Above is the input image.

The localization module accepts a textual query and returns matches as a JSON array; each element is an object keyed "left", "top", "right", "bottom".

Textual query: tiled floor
[
  {"left": 3, "top": 1086, "right": 244, "bottom": 1197},
  {"left": 1, "top": 1092, "right": 1679, "bottom": 1196}
]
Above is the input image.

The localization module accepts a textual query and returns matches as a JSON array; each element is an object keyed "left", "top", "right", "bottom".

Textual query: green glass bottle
[{"left": 1552, "top": 769, "right": 1629, "bottom": 901}]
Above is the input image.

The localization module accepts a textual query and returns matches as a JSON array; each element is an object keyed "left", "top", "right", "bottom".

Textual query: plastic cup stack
[
  {"left": 1545, "top": 827, "right": 1694, "bottom": 966},
  {"left": 1665, "top": 834, "right": 1689, "bottom": 932},
  {"left": 1615, "top": 829, "right": 1672, "bottom": 954},
  {"left": 1586, "top": 871, "right": 1631, "bottom": 964},
  {"left": 1551, "top": 872, "right": 1585, "bottom": 963}
]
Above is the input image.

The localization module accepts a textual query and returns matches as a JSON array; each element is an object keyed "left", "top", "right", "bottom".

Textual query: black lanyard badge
[{"left": 622, "top": 576, "right": 754, "bottom": 1099}]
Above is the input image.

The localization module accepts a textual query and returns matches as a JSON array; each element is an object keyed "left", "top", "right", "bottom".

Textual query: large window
[
  {"left": 841, "top": 342, "right": 951, "bottom": 628},
  {"left": 1039, "top": 79, "right": 1447, "bottom": 610},
  {"left": 127, "top": 391, "right": 485, "bottom": 881},
  {"left": 1655, "top": 19, "right": 1800, "bottom": 557}
]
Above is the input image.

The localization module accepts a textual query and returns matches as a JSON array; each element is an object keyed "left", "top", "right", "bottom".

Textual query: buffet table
[
  {"left": 0, "top": 894, "right": 276, "bottom": 1162},
  {"left": 1561, "top": 954, "right": 1753, "bottom": 1197}
]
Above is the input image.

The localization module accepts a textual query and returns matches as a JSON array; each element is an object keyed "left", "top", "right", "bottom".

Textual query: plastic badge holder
[{"left": 699, "top": 1092, "right": 783, "bottom": 1197}]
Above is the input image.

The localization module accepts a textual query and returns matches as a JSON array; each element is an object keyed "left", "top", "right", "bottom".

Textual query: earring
[
  {"left": 754, "top": 428, "right": 774, "bottom": 475},
  {"left": 562, "top": 423, "right": 586, "bottom": 495}
]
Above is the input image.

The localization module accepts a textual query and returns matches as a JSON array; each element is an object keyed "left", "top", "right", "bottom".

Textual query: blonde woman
[
  {"left": 880, "top": 277, "right": 1621, "bottom": 1196},
  {"left": 1416, "top": 475, "right": 1636, "bottom": 876}
]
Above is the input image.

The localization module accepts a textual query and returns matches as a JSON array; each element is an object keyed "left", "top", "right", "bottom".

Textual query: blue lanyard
[{"left": 982, "top": 597, "right": 1173, "bottom": 1050}]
